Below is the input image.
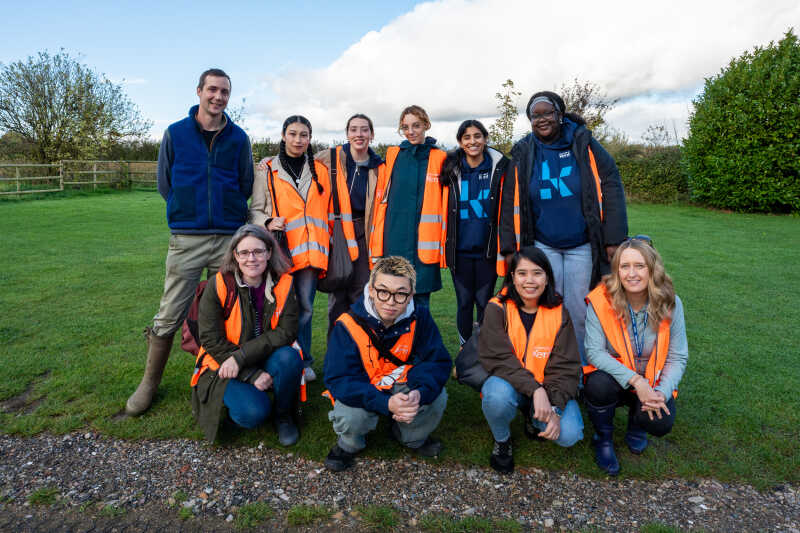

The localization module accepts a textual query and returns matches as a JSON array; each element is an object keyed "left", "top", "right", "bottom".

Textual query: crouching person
[
  {"left": 479, "top": 246, "right": 584, "bottom": 474},
  {"left": 191, "top": 224, "right": 304, "bottom": 445},
  {"left": 323, "top": 256, "right": 451, "bottom": 471}
]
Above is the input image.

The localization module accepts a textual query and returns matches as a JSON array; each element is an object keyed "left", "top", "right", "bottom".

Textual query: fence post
[
  {"left": 15, "top": 166, "right": 20, "bottom": 195},
  {"left": 93, "top": 162, "right": 97, "bottom": 191},
  {"left": 59, "top": 161, "right": 64, "bottom": 191}
]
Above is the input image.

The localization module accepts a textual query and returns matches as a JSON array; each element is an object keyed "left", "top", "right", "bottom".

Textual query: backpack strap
[
  {"left": 345, "top": 311, "right": 412, "bottom": 368},
  {"left": 330, "top": 147, "right": 342, "bottom": 218},
  {"left": 219, "top": 271, "right": 238, "bottom": 319}
]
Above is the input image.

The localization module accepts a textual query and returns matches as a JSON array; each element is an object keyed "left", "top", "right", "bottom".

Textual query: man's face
[
  {"left": 196, "top": 75, "right": 231, "bottom": 118},
  {"left": 369, "top": 273, "right": 413, "bottom": 325}
]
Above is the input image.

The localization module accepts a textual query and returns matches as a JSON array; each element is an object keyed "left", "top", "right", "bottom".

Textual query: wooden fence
[{"left": 0, "top": 160, "right": 157, "bottom": 196}]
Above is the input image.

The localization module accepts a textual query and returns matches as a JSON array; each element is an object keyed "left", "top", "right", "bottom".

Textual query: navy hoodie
[{"left": 456, "top": 152, "right": 493, "bottom": 256}]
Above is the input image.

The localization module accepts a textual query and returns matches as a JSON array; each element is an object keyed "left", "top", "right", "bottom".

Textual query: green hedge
[{"left": 609, "top": 143, "right": 688, "bottom": 204}]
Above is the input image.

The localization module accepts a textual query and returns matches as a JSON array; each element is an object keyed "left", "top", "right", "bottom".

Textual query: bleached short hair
[{"left": 369, "top": 256, "right": 416, "bottom": 293}]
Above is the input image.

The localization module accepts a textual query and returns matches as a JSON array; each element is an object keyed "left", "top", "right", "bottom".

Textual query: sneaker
[
  {"left": 490, "top": 438, "right": 514, "bottom": 474},
  {"left": 303, "top": 366, "right": 317, "bottom": 383},
  {"left": 410, "top": 437, "right": 442, "bottom": 458},
  {"left": 275, "top": 415, "right": 299, "bottom": 447},
  {"left": 324, "top": 444, "right": 356, "bottom": 472}
]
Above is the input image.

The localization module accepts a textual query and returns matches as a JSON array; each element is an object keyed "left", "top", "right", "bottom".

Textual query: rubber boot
[
  {"left": 125, "top": 327, "right": 174, "bottom": 416},
  {"left": 585, "top": 399, "right": 620, "bottom": 476},
  {"left": 625, "top": 410, "right": 649, "bottom": 454}
]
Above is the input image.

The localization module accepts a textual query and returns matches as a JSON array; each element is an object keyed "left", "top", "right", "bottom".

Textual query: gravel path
[{"left": 0, "top": 432, "right": 797, "bottom": 532}]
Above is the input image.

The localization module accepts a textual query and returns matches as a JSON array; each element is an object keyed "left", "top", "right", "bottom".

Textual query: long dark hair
[
  {"left": 279, "top": 115, "right": 323, "bottom": 194},
  {"left": 499, "top": 245, "right": 562, "bottom": 309},
  {"left": 440, "top": 119, "right": 489, "bottom": 186}
]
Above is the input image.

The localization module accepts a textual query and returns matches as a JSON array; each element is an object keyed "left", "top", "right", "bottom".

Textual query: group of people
[{"left": 125, "top": 68, "right": 688, "bottom": 477}]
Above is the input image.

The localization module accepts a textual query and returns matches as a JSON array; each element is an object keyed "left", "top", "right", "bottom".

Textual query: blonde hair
[
  {"left": 397, "top": 105, "right": 431, "bottom": 135},
  {"left": 369, "top": 256, "right": 416, "bottom": 293},
  {"left": 603, "top": 239, "right": 675, "bottom": 327}
]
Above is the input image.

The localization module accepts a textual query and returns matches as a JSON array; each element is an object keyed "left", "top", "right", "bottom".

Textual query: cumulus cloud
[{"left": 246, "top": 0, "right": 799, "bottom": 143}]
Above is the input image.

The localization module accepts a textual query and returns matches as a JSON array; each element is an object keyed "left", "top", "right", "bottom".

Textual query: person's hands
[
  {"left": 642, "top": 391, "right": 671, "bottom": 420},
  {"left": 629, "top": 375, "right": 670, "bottom": 420},
  {"left": 218, "top": 357, "right": 240, "bottom": 380},
  {"left": 532, "top": 387, "right": 552, "bottom": 423},
  {"left": 267, "top": 217, "right": 285, "bottom": 231},
  {"left": 388, "top": 391, "right": 420, "bottom": 423},
  {"left": 253, "top": 372, "right": 273, "bottom": 391},
  {"left": 538, "top": 411, "right": 561, "bottom": 441},
  {"left": 606, "top": 245, "right": 619, "bottom": 262}
]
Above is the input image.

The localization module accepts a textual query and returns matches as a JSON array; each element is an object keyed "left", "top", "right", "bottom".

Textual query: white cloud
[{"left": 246, "top": 0, "right": 800, "bottom": 144}]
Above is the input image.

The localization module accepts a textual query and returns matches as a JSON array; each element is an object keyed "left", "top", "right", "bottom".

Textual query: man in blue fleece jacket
[{"left": 323, "top": 256, "right": 451, "bottom": 471}]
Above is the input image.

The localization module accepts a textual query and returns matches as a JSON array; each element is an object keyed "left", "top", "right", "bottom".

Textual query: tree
[
  {"left": 488, "top": 79, "right": 521, "bottom": 155},
  {"left": 0, "top": 50, "right": 152, "bottom": 162},
  {"left": 683, "top": 28, "right": 800, "bottom": 213},
  {"left": 559, "top": 78, "right": 618, "bottom": 133}
]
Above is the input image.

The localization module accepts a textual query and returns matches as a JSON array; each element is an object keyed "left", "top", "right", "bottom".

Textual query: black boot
[
  {"left": 625, "top": 410, "right": 649, "bottom": 454},
  {"left": 275, "top": 412, "right": 299, "bottom": 446},
  {"left": 490, "top": 438, "right": 514, "bottom": 474},
  {"left": 586, "top": 399, "right": 620, "bottom": 476}
]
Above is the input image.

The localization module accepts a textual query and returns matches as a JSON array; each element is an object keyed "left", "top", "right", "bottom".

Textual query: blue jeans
[
  {"left": 481, "top": 375, "right": 583, "bottom": 447},
  {"left": 222, "top": 345, "right": 303, "bottom": 429},
  {"left": 535, "top": 241, "right": 592, "bottom": 366},
  {"left": 292, "top": 267, "right": 318, "bottom": 367}
]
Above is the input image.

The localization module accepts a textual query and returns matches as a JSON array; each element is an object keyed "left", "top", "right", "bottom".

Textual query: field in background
[{"left": 0, "top": 191, "right": 798, "bottom": 488}]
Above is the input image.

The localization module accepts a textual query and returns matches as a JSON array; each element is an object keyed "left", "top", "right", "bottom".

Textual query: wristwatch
[{"left": 551, "top": 406, "right": 563, "bottom": 418}]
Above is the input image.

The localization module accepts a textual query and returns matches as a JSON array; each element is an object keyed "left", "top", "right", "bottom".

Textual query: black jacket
[
  {"left": 499, "top": 127, "right": 627, "bottom": 287},
  {"left": 441, "top": 147, "right": 509, "bottom": 271}
]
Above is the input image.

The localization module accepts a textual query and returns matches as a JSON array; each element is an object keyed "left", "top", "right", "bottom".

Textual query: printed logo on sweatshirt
[
  {"left": 460, "top": 180, "right": 489, "bottom": 219},
  {"left": 539, "top": 161, "right": 573, "bottom": 200}
]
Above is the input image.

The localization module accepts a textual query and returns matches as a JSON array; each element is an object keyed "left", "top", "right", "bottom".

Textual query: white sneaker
[{"left": 304, "top": 367, "right": 317, "bottom": 382}]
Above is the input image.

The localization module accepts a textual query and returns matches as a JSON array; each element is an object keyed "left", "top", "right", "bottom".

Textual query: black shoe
[
  {"left": 275, "top": 415, "right": 299, "bottom": 447},
  {"left": 523, "top": 418, "right": 546, "bottom": 441},
  {"left": 490, "top": 438, "right": 514, "bottom": 474},
  {"left": 324, "top": 444, "right": 356, "bottom": 472},
  {"left": 411, "top": 436, "right": 442, "bottom": 457}
]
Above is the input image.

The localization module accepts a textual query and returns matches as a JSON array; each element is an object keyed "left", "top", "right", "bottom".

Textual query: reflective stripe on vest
[
  {"left": 190, "top": 272, "right": 295, "bottom": 387},
  {"left": 337, "top": 312, "right": 416, "bottom": 391},
  {"left": 587, "top": 146, "right": 603, "bottom": 221},
  {"left": 369, "top": 146, "right": 447, "bottom": 265},
  {"left": 266, "top": 158, "right": 333, "bottom": 272},
  {"left": 583, "top": 284, "right": 676, "bottom": 398},
  {"left": 489, "top": 291, "right": 562, "bottom": 384}
]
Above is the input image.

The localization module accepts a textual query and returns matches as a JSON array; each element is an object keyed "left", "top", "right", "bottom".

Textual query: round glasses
[
  {"left": 236, "top": 248, "right": 268, "bottom": 259},
  {"left": 373, "top": 287, "right": 411, "bottom": 304}
]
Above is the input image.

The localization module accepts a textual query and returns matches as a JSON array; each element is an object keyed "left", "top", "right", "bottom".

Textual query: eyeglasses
[
  {"left": 236, "top": 248, "right": 268, "bottom": 258},
  {"left": 531, "top": 111, "right": 557, "bottom": 122},
  {"left": 625, "top": 234, "right": 654, "bottom": 247},
  {"left": 373, "top": 287, "right": 411, "bottom": 304}
]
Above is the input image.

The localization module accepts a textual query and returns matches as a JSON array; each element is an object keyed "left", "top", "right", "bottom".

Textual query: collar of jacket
[
  {"left": 343, "top": 143, "right": 384, "bottom": 168},
  {"left": 399, "top": 136, "right": 438, "bottom": 152},
  {"left": 188, "top": 104, "right": 230, "bottom": 135},
  {"left": 234, "top": 269, "right": 276, "bottom": 303}
]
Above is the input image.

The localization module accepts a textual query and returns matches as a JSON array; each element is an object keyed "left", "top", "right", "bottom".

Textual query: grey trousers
[{"left": 328, "top": 384, "right": 447, "bottom": 453}]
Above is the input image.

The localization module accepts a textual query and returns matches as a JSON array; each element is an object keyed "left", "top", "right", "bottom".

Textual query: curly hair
[
  {"left": 603, "top": 239, "right": 675, "bottom": 326},
  {"left": 397, "top": 105, "right": 431, "bottom": 135}
]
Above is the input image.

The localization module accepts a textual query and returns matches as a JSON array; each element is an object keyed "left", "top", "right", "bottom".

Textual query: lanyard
[{"left": 628, "top": 304, "right": 648, "bottom": 359}]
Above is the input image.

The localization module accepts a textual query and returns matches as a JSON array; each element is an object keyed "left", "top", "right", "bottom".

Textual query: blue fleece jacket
[
  {"left": 323, "top": 289, "right": 452, "bottom": 416},
  {"left": 157, "top": 105, "right": 254, "bottom": 234},
  {"left": 529, "top": 118, "right": 588, "bottom": 248}
]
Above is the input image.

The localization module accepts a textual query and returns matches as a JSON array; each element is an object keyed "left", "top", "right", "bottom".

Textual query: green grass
[
  {"left": 178, "top": 506, "right": 193, "bottom": 520},
  {"left": 355, "top": 504, "right": 400, "bottom": 531},
  {"left": 27, "top": 487, "right": 59, "bottom": 505},
  {"left": 420, "top": 513, "right": 522, "bottom": 532},
  {"left": 286, "top": 504, "right": 333, "bottom": 526},
  {"left": 234, "top": 501, "right": 273, "bottom": 529},
  {"left": 0, "top": 192, "right": 798, "bottom": 488},
  {"left": 100, "top": 504, "right": 126, "bottom": 517}
]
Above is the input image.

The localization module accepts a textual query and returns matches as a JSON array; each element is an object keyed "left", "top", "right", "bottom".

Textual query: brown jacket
[
  {"left": 314, "top": 146, "right": 379, "bottom": 246},
  {"left": 478, "top": 300, "right": 580, "bottom": 409}
]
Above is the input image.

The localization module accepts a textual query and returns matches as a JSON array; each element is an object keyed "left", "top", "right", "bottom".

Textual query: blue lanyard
[{"left": 628, "top": 304, "right": 648, "bottom": 359}]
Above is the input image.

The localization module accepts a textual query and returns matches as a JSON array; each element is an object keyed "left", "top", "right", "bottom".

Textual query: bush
[
  {"left": 610, "top": 143, "right": 688, "bottom": 203},
  {"left": 683, "top": 29, "right": 800, "bottom": 213}
]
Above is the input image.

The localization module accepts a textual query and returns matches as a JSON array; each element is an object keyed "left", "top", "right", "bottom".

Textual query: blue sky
[{"left": 3, "top": 0, "right": 798, "bottom": 144}]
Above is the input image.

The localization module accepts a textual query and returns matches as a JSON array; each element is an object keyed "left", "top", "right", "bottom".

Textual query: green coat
[{"left": 191, "top": 271, "right": 299, "bottom": 442}]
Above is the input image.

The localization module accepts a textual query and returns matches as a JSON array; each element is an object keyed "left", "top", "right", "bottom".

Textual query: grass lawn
[{"left": 0, "top": 191, "right": 798, "bottom": 488}]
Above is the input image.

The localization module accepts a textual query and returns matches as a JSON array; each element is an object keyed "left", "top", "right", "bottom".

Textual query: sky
[{"left": 2, "top": 0, "right": 798, "bottom": 146}]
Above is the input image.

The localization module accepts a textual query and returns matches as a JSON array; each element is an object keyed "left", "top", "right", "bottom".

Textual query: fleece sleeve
[
  {"left": 654, "top": 295, "right": 689, "bottom": 398},
  {"left": 157, "top": 129, "right": 173, "bottom": 201},
  {"left": 238, "top": 139, "right": 254, "bottom": 200}
]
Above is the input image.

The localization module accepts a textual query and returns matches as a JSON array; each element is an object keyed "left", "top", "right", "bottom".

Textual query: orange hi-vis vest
[
  {"left": 489, "top": 290, "right": 563, "bottom": 384},
  {"left": 583, "top": 284, "right": 676, "bottom": 398},
  {"left": 190, "top": 272, "right": 305, "bottom": 400},
  {"left": 266, "top": 157, "right": 352, "bottom": 273},
  {"left": 369, "top": 146, "right": 448, "bottom": 266},
  {"left": 328, "top": 145, "right": 360, "bottom": 261}
]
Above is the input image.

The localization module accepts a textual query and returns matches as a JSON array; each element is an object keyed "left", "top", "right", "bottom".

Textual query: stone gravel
[{"left": 0, "top": 432, "right": 797, "bottom": 532}]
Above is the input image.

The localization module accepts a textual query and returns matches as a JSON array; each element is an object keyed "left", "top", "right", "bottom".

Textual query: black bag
[
  {"left": 454, "top": 328, "right": 490, "bottom": 392},
  {"left": 318, "top": 148, "right": 354, "bottom": 293},
  {"left": 267, "top": 161, "right": 293, "bottom": 267}
]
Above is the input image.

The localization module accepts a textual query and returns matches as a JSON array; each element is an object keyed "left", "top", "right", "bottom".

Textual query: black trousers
[
  {"left": 327, "top": 218, "right": 371, "bottom": 337},
  {"left": 452, "top": 254, "right": 497, "bottom": 345},
  {"left": 584, "top": 370, "right": 676, "bottom": 436}
]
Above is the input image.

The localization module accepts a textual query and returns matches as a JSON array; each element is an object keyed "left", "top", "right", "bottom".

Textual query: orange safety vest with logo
[
  {"left": 190, "top": 271, "right": 306, "bottom": 400},
  {"left": 583, "top": 284, "right": 676, "bottom": 398},
  {"left": 489, "top": 290, "right": 563, "bottom": 384},
  {"left": 266, "top": 157, "right": 354, "bottom": 273},
  {"left": 369, "top": 146, "right": 448, "bottom": 266},
  {"left": 328, "top": 145, "right": 360, "bottom": 261},
  {"left": 322, "top": 312, "right": 417, "bottom": 405}
]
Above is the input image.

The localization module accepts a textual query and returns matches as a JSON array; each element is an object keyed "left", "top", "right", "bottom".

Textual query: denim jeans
[
  {"left": 292, "top": 267, "right": 318, "bottom": 367},
  {"left": 328, "top": 384, "right": 448, "bottom": 453},
  {"left": 480, "top": 375, "right": 583, "bottom": 447},
  {"left": 535, "top": 241, "right": 592, "bottom": 365},
  {"left": 451, "top": 255, "right": 497, "bottom": 345},
  {"left": 222, "top": 345, "right": 303, "bottom": 429}
]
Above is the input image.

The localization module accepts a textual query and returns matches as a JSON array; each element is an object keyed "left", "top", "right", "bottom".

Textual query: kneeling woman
[
  {"left": 191, "top": 224, "right": 303, "bottom": 445},
  {"left": 479, "top": 246, "right": 584, "bottom": 474},
  {"left": 583, "top": 237, "right": 688, "bottom": 476}
]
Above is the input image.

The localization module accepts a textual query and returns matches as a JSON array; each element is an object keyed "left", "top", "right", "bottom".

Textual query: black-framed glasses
[
  {"left": 236, "top": 248, "right": 268, "bottom": 258},
  {"left": 625, "top": 234, "right": 654, "bottom": 247},
  {"left": 373, "top": 287, "right": 411, "bottom": 304}
]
